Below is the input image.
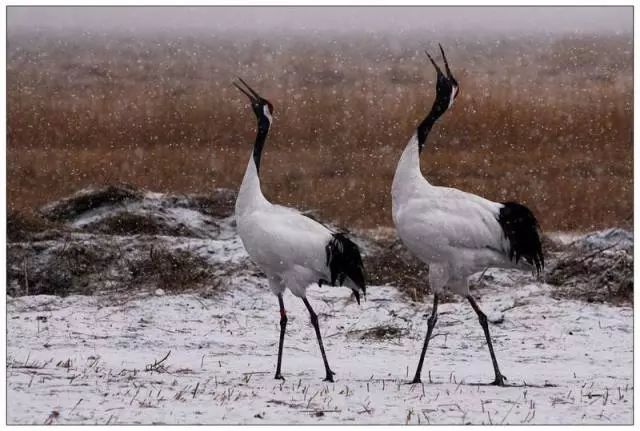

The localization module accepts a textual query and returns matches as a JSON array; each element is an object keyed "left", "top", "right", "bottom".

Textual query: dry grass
[
  {"left": 546, "top": 232, "right": 633, "bottom": 304},
  {"left": 7, "top": 30, "right": 633, "bottom": 231},
  {"left": 6, "top": 210, "right": 64, "bottom": 243},
  {"left": 127, "top": 246, "right": 213, "bottom": 293}
]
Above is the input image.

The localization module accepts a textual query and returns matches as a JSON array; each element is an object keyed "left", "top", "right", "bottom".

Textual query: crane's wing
[
  {"left": 398, "top": 186, "right": 543, "bottom": 272},
  {"left": 396, "top": 187, "right": 508, "bottom": 259},
  {"left": 239, "top": 204, "right": 333, "bottom": 275}
]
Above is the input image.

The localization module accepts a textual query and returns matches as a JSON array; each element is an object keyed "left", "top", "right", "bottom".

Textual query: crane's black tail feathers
[
  {"left": 325, "top": 233, "right": 367, "bottom": 301},
  {"left": 497, "top": 202, "right": 544, "bottom": 274}
]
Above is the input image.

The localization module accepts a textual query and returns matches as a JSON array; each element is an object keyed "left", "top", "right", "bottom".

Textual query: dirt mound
[
  {"left": 7, "top": 185, "right": 249, "bottom": 298},
  {"left": 364, "top": 229, "right": 633, "bottom": 306},
  {"left": 127, "top": 246, "right": 216, "bottom": 293},
  {"left": 35, "top": 184, "right": 239, "bottom": 239},
  {"left": 7, "top": 238, "right": 120, "bottom": 296},
  {"left": 166, "top": 189, "right": 237, "bottom": 219},
  {"left": 7, "top": 185, "right": 633, "bottom": 306},
  {"left": 7, "top": 210, "right": 67, "bottom": 243},
  {"left": 547, "top": 228, "right": 633, "bottom": 304},
  {"left": 82, "top": 211, "right": 210, "bottom": 238},
  {"left": 362, "top": 235, "right": 431, "bottom": 302},
  {"left": 40, "top": 184, "right": 143, "bottom": 222},
  {"left": 7, "top": 234, "right": 245, "bottom": 298}
]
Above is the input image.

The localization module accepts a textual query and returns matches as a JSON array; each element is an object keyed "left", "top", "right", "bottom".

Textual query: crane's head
[
  {"left": 233, "top": 77, "right": 274, "bottom": 126},
  {"left": 425, "top": 44, "right": 459, "bottom": 112}
]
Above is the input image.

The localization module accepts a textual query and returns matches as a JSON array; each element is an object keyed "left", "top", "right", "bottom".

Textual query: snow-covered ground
[
  {"left": 7, "top": 274, "right": 632, "bottom": 424},
  {"left": 6, "top": 186, "right": 633, "bottom": 424}
]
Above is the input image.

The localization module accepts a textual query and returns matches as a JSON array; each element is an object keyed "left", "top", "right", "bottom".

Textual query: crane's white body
[
  {"left": 235, "top": 154, "right": 335, "bottom": 298},
  {"left": 232, "top": 79, "right": 364, "bottom": 382},
  {"left": 392, "top": 134, "right": 526, "bottom": 296},
  {"left": 394, "top": 46, "right": 539, "bottom": 385}
]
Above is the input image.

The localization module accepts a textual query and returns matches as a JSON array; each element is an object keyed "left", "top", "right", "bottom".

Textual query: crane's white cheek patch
[
  {"left": 449, "top": 86, "right": 458, "bottom": 108},
  {"left": 263, "top": 105, "right": 273, "bottom": 124}
]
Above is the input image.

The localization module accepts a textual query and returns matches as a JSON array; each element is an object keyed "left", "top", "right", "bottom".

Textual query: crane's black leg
[
  {"left": 274, "top": 294, "right": 287, "bottom": 380},
  {"left": 411, "top": 293, "right": 439, "bottom": 384},
  {"left": 467, "top": 295, "right": 506, "bottom": 386},
  {"left": 302, "top": 297, "right": 335, "bottom": 382}
]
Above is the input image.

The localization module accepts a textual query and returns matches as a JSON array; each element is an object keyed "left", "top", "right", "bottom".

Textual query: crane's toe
[
  {"left": 492, "top": 374, "right": 507, "bottom": 386},
  {"left": 274, "top": 373, "right": 285, "bottom": 381},
  {"left": 323, "top": 370, "right": 336, "bottom": 382}
]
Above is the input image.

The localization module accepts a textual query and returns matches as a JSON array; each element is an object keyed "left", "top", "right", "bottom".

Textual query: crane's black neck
[
  {"left": 416, "top": 99, "right": 447, "bottom": 153},
  {"left": 253, "top": 117, "right": 271, "bottom": 174}
]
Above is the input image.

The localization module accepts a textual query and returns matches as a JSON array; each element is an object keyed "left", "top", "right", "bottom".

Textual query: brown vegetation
[
  {"left": 7, "top": 210, "right": 62, "bottom": 243},
  {"left": 127, "top": 246, "right": 214, "bottom": 293},
  {"left": 546, "top": 230, "right": 633, "bottom": 304},
  {"left": 7, "top": 31, "right": 633, "bottom": 231},
  {"left": 6, "top": 185, "right": 246, "bottom": 298}
]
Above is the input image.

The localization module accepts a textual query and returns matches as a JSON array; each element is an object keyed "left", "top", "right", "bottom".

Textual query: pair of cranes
[{"left": 233, "top": 46, "right": 543, "bottom": 386}]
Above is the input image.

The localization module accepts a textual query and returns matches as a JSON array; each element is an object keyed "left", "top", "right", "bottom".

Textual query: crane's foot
[
  {"left": 274, "top": 372, "right": 285, "bottom": 381},
  {"left": 408, "top": 376, "right": 422, "bottom": 385},
  {"left": 492, "top": 373, "right": 507, "bottom": 387},
  {"left": 323, "top": 370, "right": 335, "bottom": 382}
]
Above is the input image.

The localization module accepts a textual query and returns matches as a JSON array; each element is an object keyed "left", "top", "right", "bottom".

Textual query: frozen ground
[
  {"left": 7, "top": 273, "right": 632, "bottom": 424},
  {"left": 6, "top": 186, "right": 633, "bottom": 424}
]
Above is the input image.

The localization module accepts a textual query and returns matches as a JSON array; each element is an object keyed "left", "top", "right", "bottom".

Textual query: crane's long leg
[
  {"left": 302, "top": 297, "right": 335, "bottom": 382},
  {"left": 274, "top": 294, "right": 287, "bottom": 380},
  {"left": 467, "top": 295, "right": 506, "bottom": 386},
  {"left": 411, "top": 293, "right": 439, "bottom": 384}
]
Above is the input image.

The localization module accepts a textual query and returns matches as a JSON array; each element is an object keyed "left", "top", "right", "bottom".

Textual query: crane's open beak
[
  {"left": 233, "top": 77, "right": 261, "bottom": 104},
  {"left": 425, "top": 44, "right": 456, "bottom": 81},
  {"left": 425, "top": 50, "right": 443, "bottom": 77},
  {"left": 439, "top": 44, "right": 455, "bottom": 80},
  {"left": 425, "top": 44, "right": 459, "bottom": 108}
]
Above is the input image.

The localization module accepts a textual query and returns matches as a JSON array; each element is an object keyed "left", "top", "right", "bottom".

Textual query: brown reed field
[{"left": 7, "top": 30, "right": 633, "bottom": 232}]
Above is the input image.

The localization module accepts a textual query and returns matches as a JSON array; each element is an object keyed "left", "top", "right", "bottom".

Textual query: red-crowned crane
[
  {"left": 391, "top": 46, "right": 544, "bottom": 386},
  {"left": 233, "top": 78, "right": 366, "bottom": 382}
]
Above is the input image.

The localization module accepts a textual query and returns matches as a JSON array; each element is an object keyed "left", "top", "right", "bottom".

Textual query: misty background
[
  {"left": 7, "top": 6, "right": 633, "bottom": 233},
  {"left": 7, "top": 6, "right": 632, "bottom": 36}
]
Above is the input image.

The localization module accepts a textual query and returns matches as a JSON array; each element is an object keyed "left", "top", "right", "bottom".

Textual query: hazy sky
[{"left": 8, "top": 6, "right": 632, "bottom": 35}]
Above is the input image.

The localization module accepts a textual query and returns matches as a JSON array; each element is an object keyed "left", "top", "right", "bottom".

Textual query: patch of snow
[
  {"left": 573, "top": 228, "right": 633, "bottom": 251},
  {"left": 7, "top": 277, "right": 632, "bottom": 424},
  {"left": 549, "top": 231, "right": 583, "bottom": 246}
]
